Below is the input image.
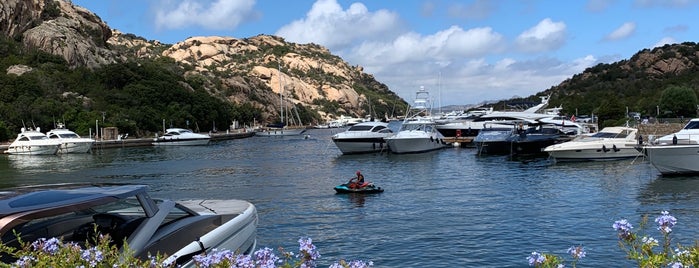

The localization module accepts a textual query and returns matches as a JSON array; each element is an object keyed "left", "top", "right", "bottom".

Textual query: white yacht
[
  {"left": 153, "top": 128, "right": 211, "bottom": 146},
  {"left": 4, "top": 127, "right": 61, "bottom": 155},
  {"left": 544, "top": 126, "right": 641, "bottom": 161},
  {"left": 643, "top": 118, "right": 699, "bottom": 175},
  {"left": 46, "top": 123, "right": 95, "bottom": 153},
  {"left": 385, "top": 117, "right": 447, "bottom": 154},
  {"left": 331, "top": 121, "right": 393, "bottom": 154},
  {"left": 384, "top": 86, "right": 447, "bottom": 154}
]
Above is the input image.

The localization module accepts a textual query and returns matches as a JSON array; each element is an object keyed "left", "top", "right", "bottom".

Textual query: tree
[{"left": 659, "top": 85, "right": 698, "bottom": 117}]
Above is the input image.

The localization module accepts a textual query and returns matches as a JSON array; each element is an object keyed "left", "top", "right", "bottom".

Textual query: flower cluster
[
  {"left": 526, "top": 210, "right": 699, "bottom": 267},
  {"left": 0, "top": 234, "right": 373, "bottom": 268},
  {"left": 655, "top": 210, "right": 677, "bottom": 234}
]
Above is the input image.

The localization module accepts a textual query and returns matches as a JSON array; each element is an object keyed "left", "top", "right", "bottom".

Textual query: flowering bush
[
  {"left": 528, "top": 210, "right": 699, "bottom": 267},
  {"left": 0, "top": 234, "right": 372, "bottom": 268}
]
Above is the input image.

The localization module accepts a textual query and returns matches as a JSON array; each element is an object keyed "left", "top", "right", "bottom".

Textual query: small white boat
[
  {"left": 544, "top": 126, "right": 641, "bottom": 161},
  {"left": 4, "top": 127, "right": 61, "bottom": 155},
  {"left": 46, "top": 123, "right": 95, "bottom": 153},
  {"left": 331, "top": 121, "right": 393, "bottom": 154},
  {"left": 0, "top": 184, "right": 257, "bottom": 267},
  {"left": 153, "top": 128, "right": 211, "bottom": 146},
  {"left": 255, "top": 126, "right": 307, "bottom": 136},
  {"left": 643, "top": 118, "right": 699, "bottom": 175}
]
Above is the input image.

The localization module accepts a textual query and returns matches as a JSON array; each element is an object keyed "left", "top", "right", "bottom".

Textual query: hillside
[
  {"left": 488, "top": 42, "right": 699, "bottom": 126},
  {"left": 0, "top": 0, "right": 407, "bottom": 140}
]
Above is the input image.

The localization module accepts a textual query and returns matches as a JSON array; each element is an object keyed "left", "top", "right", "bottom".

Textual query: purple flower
[
  {"left": 613, "top": 219, "right": 634, "bottom": 238},
  {"left": 80, "top": 247, "right": 104, "bottom": 268},
  {"left": 30, "top": 237, "right": 61, "bottom": 255},
  {"left": 567, "top": 246, "right": 586, "bottom": 259},
  {"left": 669, "top": 262, "right": 684, "bottom": 268},
  {"left": 655, "top": 210, "right": 677, "bottom": 234},
  {"left": 254, "top": 247, "right": 279, "bottom": 268},
  {"left": 235, "top": 254, "right": 255, "bottom": 268},
  {"left": 14, "top": 255, "right": 35, "bottom": 267},
  {"left": 297, "top": 237, "right": 320, "bottom": 268},
  {"left": 527, "top": 252, "right": 546, "bottom": 266}
]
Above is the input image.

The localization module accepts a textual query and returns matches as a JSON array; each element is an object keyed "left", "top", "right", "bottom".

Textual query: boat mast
[{"left": 278, "top": 62, "right": 284, "bottom": 125}]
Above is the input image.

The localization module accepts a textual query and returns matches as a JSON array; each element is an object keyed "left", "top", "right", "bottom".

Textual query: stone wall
[{"left": 637, "top": 123, "right": 684, "bottom": 140}]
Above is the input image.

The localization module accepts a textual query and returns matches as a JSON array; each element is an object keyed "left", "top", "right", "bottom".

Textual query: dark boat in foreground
[{"left": 334, "top": 183, "right": 384, "bottom": 194}]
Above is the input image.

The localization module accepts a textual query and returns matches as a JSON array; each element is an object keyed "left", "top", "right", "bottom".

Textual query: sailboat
[{"left": 256, "top": 64, "right": 307, "bottom": 137}]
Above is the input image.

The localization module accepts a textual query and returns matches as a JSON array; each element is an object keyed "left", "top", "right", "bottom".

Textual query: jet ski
[{"left": 334, "top": 181, "right": 384, "bottom": 194}]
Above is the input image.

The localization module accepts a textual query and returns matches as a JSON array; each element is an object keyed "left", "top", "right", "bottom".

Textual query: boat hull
[
  {"left": 546, "top": 145, "right": 640, "bottom": 161},
  {"left": 334, "top": 184, "right": 384, "bottom": 194},
  {"left": 58, "top": 140, "right": 95, "bottom": 153},
  {"left": 4, "top": 144, "right": 60, "bottom": 155},
  {"left": 385, "top": 136, "right": 446, "bottom": 154},
  {"left": 332, "top": 138, "right": 388, "bottom": 154},
  {"left": 645, "top": 145, "right": 699, "bottom": 175},
  {"left": 153, "top": 138, "right": 210, "bottom": 146},
  {"left": 255, "top": 128, "right": 307, "bottom": 136}
]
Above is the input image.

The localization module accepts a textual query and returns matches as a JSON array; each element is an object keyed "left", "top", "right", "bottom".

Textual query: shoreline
[{"left": 0, "top": 130, "right": 255, "bottom": 153}]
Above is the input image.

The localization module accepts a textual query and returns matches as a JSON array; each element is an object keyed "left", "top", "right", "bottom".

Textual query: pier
[{"left": 0, "top": 131, "right": 256, "bottom": 153}]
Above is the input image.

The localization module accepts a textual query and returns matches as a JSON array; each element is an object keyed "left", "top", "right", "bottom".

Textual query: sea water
[{"left": 2, "top": 128, "right": 699, "bottom": 267}]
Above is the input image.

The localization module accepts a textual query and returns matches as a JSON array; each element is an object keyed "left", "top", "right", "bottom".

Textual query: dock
[{"left": 0, "top": 130, "right": 256, "bottom": 153}]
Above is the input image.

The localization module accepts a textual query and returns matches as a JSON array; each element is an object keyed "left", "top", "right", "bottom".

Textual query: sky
[{"left": 71, "top": 0, "right": 699, "bottom": 106}]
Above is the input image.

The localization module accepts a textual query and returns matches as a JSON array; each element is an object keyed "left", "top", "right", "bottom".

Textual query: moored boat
[
  {"left": 643, "top": 118, "right": 699, "bottom": 175},
  {"left": 474, "top": 123, "right": 572, "bottom": 156},
  {"left": 46, "top": 123, "right": 95, "bottom": 153},
  {"left": 153, "top": 128, "right": 211, "bottom": 146},
  {"left": 384, "top": 86, "right": 448, "bottom": 154},
  {"left": 331, "top": 121, "right": 393, "bottom": 154},
  {"left": 4, "top": 127, "right": 61, "bottom": 155},
  {"left": 544, "top": 126, "right": 641, "bottom": 161}
]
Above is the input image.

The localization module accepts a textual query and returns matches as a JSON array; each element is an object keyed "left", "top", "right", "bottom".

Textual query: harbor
[{"left": 2, "top": 128, "right": 698, "bottom": 267}]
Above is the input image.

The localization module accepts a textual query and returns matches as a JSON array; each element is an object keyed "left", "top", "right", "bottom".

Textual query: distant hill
[
  {"left": 483, "top": 42, "right": 699, "bottom": 126},
  {"left": 0, "top": 0, "right": 407, "bottom": 141}
]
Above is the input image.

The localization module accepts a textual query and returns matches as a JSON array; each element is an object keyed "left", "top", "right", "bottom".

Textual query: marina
[{"left": 2, "top": 128, "right": 699, "bottom": 267}]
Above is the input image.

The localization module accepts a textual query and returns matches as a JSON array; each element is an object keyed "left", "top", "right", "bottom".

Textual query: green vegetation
[
  {"left": 490, "top": 42, "right": 699, "bottom": 128},
  {"left": 0, "top": 37, "right": 262, "bottom": 141}
]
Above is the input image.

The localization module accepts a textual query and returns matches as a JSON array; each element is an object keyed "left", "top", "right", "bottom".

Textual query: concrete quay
[{"left": 0, "top": 130, "right": 256, "bottom": 152}]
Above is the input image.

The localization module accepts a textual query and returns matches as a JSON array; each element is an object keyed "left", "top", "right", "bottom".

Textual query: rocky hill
[{"left": 0, "top": 0, "right": 406, "bottom": 125}]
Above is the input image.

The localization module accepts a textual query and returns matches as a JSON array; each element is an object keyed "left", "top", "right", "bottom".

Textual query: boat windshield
[
  {"left": 28, "top": 135, "right": 49, "bottom": 140},
  {"left": 683, "top": 121, "right": 699, "bottom": 130},
  {"left": 51, "top": 133, "right": 80, "bottom": 139},
  {"left": 348, "top": 125, "right": 374, "bottom": 131},
  {"left": 590, "top": 131, "right": 628, "bottom": 138},
  {"left": 400, "top": 123, "right": 433, "bottom": 132}
]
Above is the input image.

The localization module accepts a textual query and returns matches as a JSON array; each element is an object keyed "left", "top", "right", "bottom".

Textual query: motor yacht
[
  {"left": 4, "top": 127, "right": 61, "bottom": 155},
  {"left": 0, "top": 184, "right": 257, "bottom": 267},
  {"left": 331, "top": 121, "right": 393, "bottom": 154},
  {"left": 474, "top": 123, "right": 572, "bottom": 156},
  {"left": 153, "top": 128, "right": 211, "bottom": 146},
  {"left": 384, "top": 86, "right": 447, "bottom": 154},
  {"left": 544, "top": 126, "right": 641, "bottom": 161},
  {"left": 643, "top": 118, "right": 699, "bottom": 175},
  {"left": 46, "top": 123, "right": 95, "bottom": 153},
  {"left": 385, "top": 117, "right": 447, "bottom": 154}
]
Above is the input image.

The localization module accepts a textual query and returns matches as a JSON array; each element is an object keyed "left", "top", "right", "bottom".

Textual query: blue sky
[{"left": 71, "top": 0, "right": 699, "bottom": 106}]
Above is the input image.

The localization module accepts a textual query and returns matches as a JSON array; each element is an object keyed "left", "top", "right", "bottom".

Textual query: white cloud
[
  {"left": 347, "top": 26, "right": 504, "bottom": 71},
  {"left": 154, "top": 0, "right": 257, "bottom": 30},
  {"left": 515, "top": 18, "right": 567, "bottom": 53},
  {"left": 604, "top": 22, "right": 636, "bottom": 41},
  {"left": 447, "top": 0, "right": 497, "bottom": 20},
  {"left": 275, "top": 0, "right": 401, "bottom": 49},
  {"left": 654, "top": 37, "right": 677, "bottom": 47}
]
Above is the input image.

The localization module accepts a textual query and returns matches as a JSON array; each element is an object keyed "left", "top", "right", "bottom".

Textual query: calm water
[{"left": 2, "top": 129, "right": 699, "bottom": 267}]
